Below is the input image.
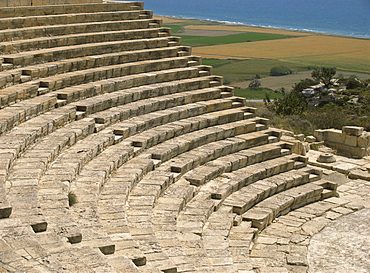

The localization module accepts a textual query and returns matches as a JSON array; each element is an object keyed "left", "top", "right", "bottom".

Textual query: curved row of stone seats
[
  {"left": 0, "top": 1, "right": 144, "bottom": 18},
  {"left": 37, "top": 56, "right": 196, "bottom": 91},
  {"left": 0, "top": 18, "right": 162, "bottom": 42},
  {"left": 0, "top": 26, "right": 166, "bottom": 56},
  {"left": 0, "top": 46, "right": 191, "bottom": 93},
  {"left": 1, "top": 35, "right": 178, "bottom": 69},
  {"left": 0, "top": 64, "right": 213, "bottom": 136},
  {"left": 0, "top": 9, "right": 152, "bottom": 30}
]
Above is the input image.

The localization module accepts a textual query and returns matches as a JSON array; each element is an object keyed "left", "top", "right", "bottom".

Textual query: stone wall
[
  {"left": 0, "top": 0, "right": 104, "bottom": 7},
  {"left": 315, "top": 126, "right": 370, "bottom": 158}
]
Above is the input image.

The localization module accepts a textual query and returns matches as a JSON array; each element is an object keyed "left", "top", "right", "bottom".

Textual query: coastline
[{"left": 155, "top": 15, "right": 370, "bottom": 39}]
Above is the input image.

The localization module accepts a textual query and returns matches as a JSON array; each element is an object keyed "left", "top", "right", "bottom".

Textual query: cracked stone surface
[{"left": 308, "top": 208, "right": 370, "bottom": 273}]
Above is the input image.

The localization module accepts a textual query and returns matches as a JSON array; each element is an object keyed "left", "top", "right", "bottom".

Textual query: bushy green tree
[
  {"left": 270, "top": 66, "right": 291, "bottom": 76},
  {"left": 311, "top": 66, "right": 336, "bottom": 88}
]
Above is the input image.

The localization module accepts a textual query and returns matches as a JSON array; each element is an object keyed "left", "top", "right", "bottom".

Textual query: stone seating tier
[
  {"left": 0, "top": 10, "right": 152, "bottom": 30},
  {"left": 0, "top": 1, "right": 144, "bottom": 16},
  {"left": 0, "top": 27, "right": 166, "bottom": 54},
  {"left": 0, "top": 19, "right": 162, "bottom": 42},
  {"left": 0, "top": 46, "right": 193, "bottom": 106}
]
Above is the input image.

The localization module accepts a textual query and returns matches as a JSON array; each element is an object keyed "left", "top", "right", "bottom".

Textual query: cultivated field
[
  {"left": 192, "top": 36, "right": 370, "bottom": 73},
  {"left": 156, "top": 16, "right": 370, "bottom": 74}
]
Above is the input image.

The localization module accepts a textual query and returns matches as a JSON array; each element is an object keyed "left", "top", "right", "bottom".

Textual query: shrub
[
  {"left": 270, "top": 66, "right": 291, "bottom": 76},
  {"left": 345, "top": 75, "right": 364, "bottom": 89},
  {"left": 266, "top": 90, "right": 307, "bottom": 116},
  {"left": 305, "top": 103, "right": 347, "bottom": 130},
  {"left": 223, "top": 76, "right": 232, "bottom": 85},
  {"left": 249, "top": 79, "right": 261, "bottom": 88},
  {"left": 68, "top": 192, "right": 77, "bottom": 206}
]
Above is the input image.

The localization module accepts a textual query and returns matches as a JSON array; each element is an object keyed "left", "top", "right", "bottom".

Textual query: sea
[{"left": 137, "top": 0, "right": 370, "bottom": 38}]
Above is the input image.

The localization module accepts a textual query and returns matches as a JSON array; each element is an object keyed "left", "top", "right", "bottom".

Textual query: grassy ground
[
  {"left": 177, "top": 32, "right": 292, "bottom": 47},
  {"left": 203, "top": 58, "right": 308, "bottom": 82}
]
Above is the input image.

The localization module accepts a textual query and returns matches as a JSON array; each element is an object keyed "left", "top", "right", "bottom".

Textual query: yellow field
[{"left": 191, "top": 36, "right": 370, "bottom": 73}]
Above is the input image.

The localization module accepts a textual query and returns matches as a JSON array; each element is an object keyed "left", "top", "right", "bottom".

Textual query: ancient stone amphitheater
[{"left": 0, "top": 1, "right": 369, "bottom": 272}]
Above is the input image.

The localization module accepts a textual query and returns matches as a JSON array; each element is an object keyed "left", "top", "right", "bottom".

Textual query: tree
[
  {"left": 311, "top": 66, "right": 336, "bottom": 88},
  {"left": 270, "top": 66, "right": 291, "bottom": 76}
]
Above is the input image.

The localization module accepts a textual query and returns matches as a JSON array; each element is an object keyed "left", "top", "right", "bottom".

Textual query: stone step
[
  {"left": 19, "top": 46, "right": 189, "bottom": 81},
  {"left": 222, "top": 168, "right": 315, "bottom": 216},
  {"left": 0, "top": 27, "right": 165, "bottom": 55},
  {"left": 211, "top": 155, "right": 298, "bottom": 204},
  {"left": 184, "top": 143, "right": 283, "bottom": 186},
  {"left": 0, "top": 10, "right": 146, "bottom": 30},
  {"left": 151, "top": 118, "right": 255, "bottom": 169},
  {"left": 0, "top": 2, "right": 145, "bottom": 19},
  {"left": 0, "top": 65, "right": 207, "bottom": 136},
  {"left": 38, "top": 56, "right": 193, "bottom": 91},
  {"left": 0, "top": 19, "right": 161, "bottom": 42},
  {"left": 242, "top": 182, "right": 328, "bottom": 230},
  {"left": 1, "top": 36, "right": 172, "bottom": 67}
]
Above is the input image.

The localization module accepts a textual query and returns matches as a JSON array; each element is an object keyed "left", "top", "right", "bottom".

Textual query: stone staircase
[{"left": 0, "top": 1, "right": 339, "bottom": 272}]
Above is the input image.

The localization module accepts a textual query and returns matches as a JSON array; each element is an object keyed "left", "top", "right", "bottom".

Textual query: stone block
[
  {"left": 342, "top": 126, "right": 363, "bottom": 136},
  {"left": 358, "top": 134, "right": 370, "bottom": 148},
  {"left": 343, "top": 134, "right": 357, "bottom": 147},
  {"left": 243, "top": 207, "right": 273, "bottom": 229},
  {"left": 325, "top": 129, "right": 343, "bottom": 143}
]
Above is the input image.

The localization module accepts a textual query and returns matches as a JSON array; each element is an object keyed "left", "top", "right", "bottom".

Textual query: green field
[
  {"left": 177, "top": 32, "right": 292, "bottom": 47},
  {"left": 203, "top": 58, "right": 308, "bottom": 82}
]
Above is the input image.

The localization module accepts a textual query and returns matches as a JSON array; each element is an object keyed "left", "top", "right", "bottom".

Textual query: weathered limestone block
[
  {"left": 358, "top": 134, "right": 370, "bottom": 148},
  {"left": 315, "top": 126, "right": 370, "bottom": 158},
  {"left": 243, "top": 207, "right": 273, "bottom": 229},
  {"left": 325, "top": 129, "right": 344, "bottom": 143},
  {"left": 343, "top": 134, "right": 358, "bottom": 147},
  {"left": 342, "top": 126, "right": 363, "bottom": 136}
]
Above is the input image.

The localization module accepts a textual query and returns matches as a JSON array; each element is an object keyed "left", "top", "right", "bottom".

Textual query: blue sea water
[{"left": 139, "top": 0, "right": 370, "bottom": 38}]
